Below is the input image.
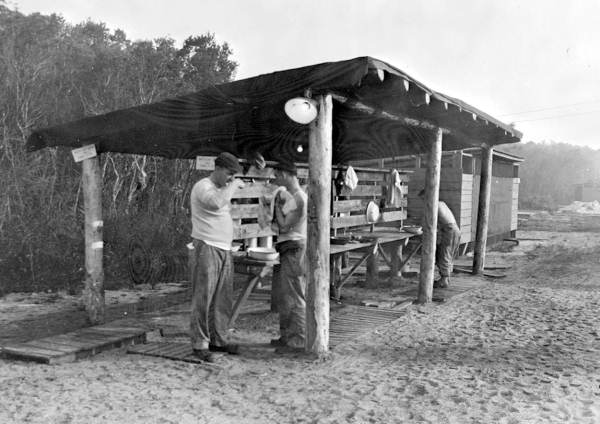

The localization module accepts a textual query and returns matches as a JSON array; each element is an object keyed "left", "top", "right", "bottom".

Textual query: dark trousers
[
  {"left": 273, "top": 240, "right": 306, "bottom": 348},
  {"left": 190, "top": 239, "right": 233, "bottom": 350},
  {"left": 436, "top": 223, "right": 461, "bottom": 277}
]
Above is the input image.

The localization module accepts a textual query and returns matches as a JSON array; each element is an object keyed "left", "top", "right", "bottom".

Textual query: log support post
[
  {"left": 473, "top": 145, "right": 493, "bottom": 274},
  {"left": 417, "top": 127, "right": 443, "bottom": 304},
  {"left": 306, "top": 94, "right": 332, "bottom": 355},
  {"left": 82, "top": 156, "right": 105, "bottom": 324}
]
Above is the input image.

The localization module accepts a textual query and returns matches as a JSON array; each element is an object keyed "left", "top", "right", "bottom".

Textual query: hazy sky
[{"left": 10, "top": 0, "right": 600, "bottom": 148}]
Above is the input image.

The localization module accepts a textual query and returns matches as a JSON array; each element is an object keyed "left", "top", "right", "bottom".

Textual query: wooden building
[
  {"left": 354, "top": 148, "right": 523, "bottom": 250},
  {"left": 26, "top": 57, "right": 522, "bottom": 355}
]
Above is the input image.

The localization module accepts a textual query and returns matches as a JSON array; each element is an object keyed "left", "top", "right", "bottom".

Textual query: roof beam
[{"left": 330, "top": 92, "right": 450, "bottom": 135}]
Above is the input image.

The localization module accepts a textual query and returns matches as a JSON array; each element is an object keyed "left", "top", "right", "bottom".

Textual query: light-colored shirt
[
  {"left": 190, "top": 177, "right": 233, "bottom": 250},
  {"left": 277, "top": 189, "right": 307, "bottom": 243},
  {"left": 438, "top": 201, "right": 458, "bottom": 227}
]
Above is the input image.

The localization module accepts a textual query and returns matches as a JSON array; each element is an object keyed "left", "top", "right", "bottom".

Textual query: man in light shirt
[
  {"left": 189, "top": 152, "right": 244, "bottom": 362},
  {"left": 270, "top": 161, "right": 308, "bottom": 353}
]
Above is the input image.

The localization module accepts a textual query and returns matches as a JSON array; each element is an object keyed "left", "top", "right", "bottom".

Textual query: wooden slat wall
[
  {"left": 398, "top": 152, "right": 520, "bottom": 243},
  {"left": 197, "top": 158, "right": 409, "bottom": 239},
  {"left": 331, "top": 166, "right": 409, "bottom": 231},
  {"left": 472, "top": 175, "right": 517, "bottom": 240},
  {"left": 408, "top": 152, "right": 466, "bottom": 243},
  {"left": 511, "top": 180, "right": 519, "bottom": 230}
]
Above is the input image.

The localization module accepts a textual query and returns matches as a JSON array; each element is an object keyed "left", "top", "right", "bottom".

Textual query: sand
[{"left": 1, "top": 230, "right": 599, "bottom": 423}]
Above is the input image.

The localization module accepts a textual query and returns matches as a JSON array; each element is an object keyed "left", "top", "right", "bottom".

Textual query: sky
[{"left": 9, "top": 0, "right": 600, "bottom": 149}]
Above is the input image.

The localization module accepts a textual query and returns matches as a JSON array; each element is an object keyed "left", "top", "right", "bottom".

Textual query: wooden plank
[
  {"left": 2, "top": 344, "right": 65, "bottom": 357},
  {"left": 233, "top": 223, "right": 276, "bottom": 240},
  {"left": 338, "top": 185, "right": 383, "bottom": 197},
  {"left": 333, "top": 199, "right": 370, "bottom": 213},
  {"left": 232, "top": 182, "right": 278, "bottom": 199},
  {"left": 230, "top": 203, "right": 260, "bottom": 219},
  {"left": 331, "top": 210, "right": 406, "bottom": 229},
  {"left": 333, "top": 198, "right": 407, "bottom": 213},
  {"left": 22, "top": 340, "right": 79, "bottom": 354},
  {"left": 49, "top": 334, "right": 117, "bottom": 350}
]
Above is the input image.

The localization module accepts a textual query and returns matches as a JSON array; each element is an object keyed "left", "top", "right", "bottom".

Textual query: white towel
[
  {"left": 388, "top": 169, "right": 405, "bottom": 207},
  {"left": 344, "top": 166, "right": 358, "bottom": 190}
]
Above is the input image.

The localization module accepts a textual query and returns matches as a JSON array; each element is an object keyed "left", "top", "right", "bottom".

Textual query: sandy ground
[
  {"left": 1, "top": 230, "right": 600, "bottom": 423},
  {"left": 0, "top": 283, "right": 186, "bottom": 323}
]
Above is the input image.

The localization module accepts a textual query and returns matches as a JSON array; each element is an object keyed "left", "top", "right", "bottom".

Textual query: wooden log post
[
  {"left": 417, "top": 127, "right": 443, "bottom": 304},
  {"left": 473, "top": 145, "right": 493, "bottom": 274},
  {"left": 306, "top": 94, "right": 332, "bottom": 355},
  {"left": 82, "top": 157, "right": 105, "bottom": 324}
]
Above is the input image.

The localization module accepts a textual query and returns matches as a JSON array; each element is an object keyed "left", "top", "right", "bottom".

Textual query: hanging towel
[
  {"left": 344, "top": 166, "right": 359, "bottom": 191},
  {"left": 388, "top": 169, "right": 405, "bottom": 207}
]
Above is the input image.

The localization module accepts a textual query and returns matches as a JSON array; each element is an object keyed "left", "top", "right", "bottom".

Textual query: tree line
[
  {"left": 0, "top": 4, "right": 237, "bottom": 294},
  {"left": 501, "top": 141, "right": 600, "bottom": 211}
]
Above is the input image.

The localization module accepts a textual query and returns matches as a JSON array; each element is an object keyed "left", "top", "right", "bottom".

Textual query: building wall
[{"left": 355, "top": 150, "right": 520, "bottom": 246}]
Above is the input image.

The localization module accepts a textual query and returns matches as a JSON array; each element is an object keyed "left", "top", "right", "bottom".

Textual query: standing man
[
  {"left": 418, "top": 189, "right": 461, "bottom": 289},
  {"left": 271, "top": 161, "right": 308, "bottom": 353},
  {"left": 189, "top": 152, "right": 244, "bottom": 362}
]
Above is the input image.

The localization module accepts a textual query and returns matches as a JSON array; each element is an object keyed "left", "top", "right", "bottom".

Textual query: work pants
[
  {"left": 190, "top": 239, "right": 233, "bottom": 350},
  {"left": 273, "top": 240, "right": 306, "bottom": 348},
  {"left": 436, "top": 223, "right": 461, "bottom": 277}
]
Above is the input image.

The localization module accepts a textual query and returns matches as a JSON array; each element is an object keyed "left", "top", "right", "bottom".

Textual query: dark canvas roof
[{"left": 26, "top": 56, "right": 522, "bottom": 163}]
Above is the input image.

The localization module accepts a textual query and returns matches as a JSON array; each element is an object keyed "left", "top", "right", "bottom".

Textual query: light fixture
[
  {"left": 284, "top": 97, "right": 318, "bottom": 124},
  {"left": 296, "top": 145, "right": 304, "bottom": 153}
]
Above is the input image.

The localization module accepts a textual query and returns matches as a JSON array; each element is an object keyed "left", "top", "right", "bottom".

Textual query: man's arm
[{"left": 195, "top": 179, "right": 244, "bottom": 210}]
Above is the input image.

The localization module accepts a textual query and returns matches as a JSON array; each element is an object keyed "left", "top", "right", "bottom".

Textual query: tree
[{"left": 0, "top": 5, "right": 238, "bottom": 293}]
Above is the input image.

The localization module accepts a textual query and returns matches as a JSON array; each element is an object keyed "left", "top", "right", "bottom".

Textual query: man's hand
[
  {"left": 229, "top": 178, "right": 245, "bottom": 190},
  {"left": 234, "top": 178, "right": 245, "bottom": 189}
]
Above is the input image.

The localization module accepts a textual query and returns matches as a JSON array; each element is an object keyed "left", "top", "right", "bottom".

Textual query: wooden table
[
  {"left": 229, "top": 253, "right": 278, "bottom": 327},
  {"left": 329, "top": 230, "right": 419, "bottom": 300},
  {"left": 228, "top": 230, "right": 420, "bottom": 323}
]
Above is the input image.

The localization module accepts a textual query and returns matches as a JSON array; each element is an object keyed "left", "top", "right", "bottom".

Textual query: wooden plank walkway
[
  {"left": 127, "top": 342, "right": 226, "bottom": 368},
  {"left": 128, "top": 305, "right": 410, "bottom": 363},
  {"left": 329, "top": 305, "right": 409, "bottom": 347},
  {"left": 393, "top": 277, "right": 483, "bottom": 300},
  {"left": 1, "top": 325, "right": 147, "bottom": 364},
  {"left": 129, "top": 277, "right": 483, "bottom": 363}
]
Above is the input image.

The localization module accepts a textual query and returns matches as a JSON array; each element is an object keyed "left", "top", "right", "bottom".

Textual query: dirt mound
[{"left": 558, "top": 200, "right": 600, "bottom": 214}]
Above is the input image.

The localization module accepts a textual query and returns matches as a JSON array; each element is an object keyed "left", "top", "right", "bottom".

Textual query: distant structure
[{"left": 573, "top": 182, "right": 600, "bottom": 202}]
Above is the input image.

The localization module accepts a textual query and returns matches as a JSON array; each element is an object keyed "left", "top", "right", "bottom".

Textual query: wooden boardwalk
[
  {"left": 127, "top": 278, "right": 482, "bottom": 363},
  {"left": 1, "top": 325, "right": 147, "bottom": 364},
  {"left": 128, "top": 305, "right": 411, "bottom": 363}
]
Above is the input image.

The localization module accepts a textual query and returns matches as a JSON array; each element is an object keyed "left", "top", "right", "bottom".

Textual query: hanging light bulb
[
  {"left": 284, "top": 97, "right": 318, "bottom": 124},
  {"left": 296, "top": 145, "right": 304, "bottom": 153}
]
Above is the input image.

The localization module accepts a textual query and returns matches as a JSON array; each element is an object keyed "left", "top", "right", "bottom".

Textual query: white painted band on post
[
  {"left": 91, "top": 241, "right": 103, "bottom": 249},
  {"left": 92, "top": 220, "right": 103, "bottom": 229}
]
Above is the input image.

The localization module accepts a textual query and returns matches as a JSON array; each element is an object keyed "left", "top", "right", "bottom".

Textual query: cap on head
[
  {"left": 273, "top": 160, "right": 298, "bottom": 176},
  {"left": 215, "top": 152, "right": 241, "bottom": 173}
]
